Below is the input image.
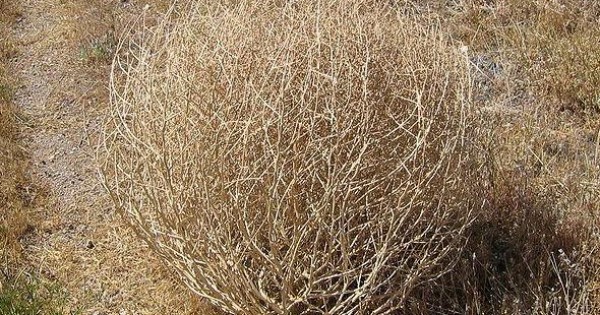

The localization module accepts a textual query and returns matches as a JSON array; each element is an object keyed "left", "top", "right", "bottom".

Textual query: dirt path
[{"left": 10, "top": 1, "right": 206, "bottom": 314}]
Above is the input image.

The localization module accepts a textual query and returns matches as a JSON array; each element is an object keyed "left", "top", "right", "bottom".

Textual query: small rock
[
  {"left": 77, "top": 224, "right": 87, "bottom": 232},
  {"left": 86, "top": 240, "right": 95, "bottom": 249}
]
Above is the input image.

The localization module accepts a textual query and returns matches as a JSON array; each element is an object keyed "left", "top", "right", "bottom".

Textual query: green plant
[
  {"left": 79, "top": 35, "right": 115, "bottom": 63},
  {"left": 0, "top": 274, "right": 71, "bottom": 315}
]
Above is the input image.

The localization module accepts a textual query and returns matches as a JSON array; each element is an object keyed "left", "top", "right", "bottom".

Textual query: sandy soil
[{"left": 10, "top": 0, "right": 210, "bottom": 314}]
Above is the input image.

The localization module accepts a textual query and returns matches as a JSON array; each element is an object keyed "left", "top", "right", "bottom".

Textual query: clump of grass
[
  {"left": 395, "top": 151, "right": 596, "bottom": 314},
  {"left": 458, "top": 174, "right": 591, "bottom": 314},
  {"left": 528, "top": 30, "right": 600, "bottom": 113},
  {"left": 0, "top": 274, "right": 71, "bottom": 315},
  {"left": 0, "top": 0, "right": 17, "bottom": 104}
]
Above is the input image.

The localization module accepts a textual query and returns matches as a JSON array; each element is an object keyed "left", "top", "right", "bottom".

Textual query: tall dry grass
[{"left": 102, "top": 1, "right": 597, "bottom": 314}]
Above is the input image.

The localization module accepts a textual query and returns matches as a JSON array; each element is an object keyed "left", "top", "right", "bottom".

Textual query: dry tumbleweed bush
[{"left": 102, "top": 1, "right": 480, "bottom": 313}]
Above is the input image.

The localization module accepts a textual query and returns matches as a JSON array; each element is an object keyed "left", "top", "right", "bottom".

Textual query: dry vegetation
[
  {"left": 105, "top": 2, "right": 480, "bottom": 313},
  {"left": 1, "top": 0, "right": 599, "bottom": 314},
  {"left": 0, "top": 0, "right": 27, "bottom": 267},
  {"left": 0, "top": 1, "right": 66, "bottom": 313},
  {"left": 0, "top": 0, "right": 31, "bottom": 290},
  {"left": 102, "top": 0, "right": 600, "bottom": 314}
]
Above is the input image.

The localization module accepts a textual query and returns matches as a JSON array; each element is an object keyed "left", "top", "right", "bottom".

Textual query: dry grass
[
  {"left": 0, "top": 1, "right": 67, "bottom": 313},
  {"left": 427, "top": 0, "right": 600, "bottom": 113},
  {"left": 417, "top": 1, "right": 600, "bottom": 313},
  {"left": 0, "top": 0, "right": 31, "bottom": 284}
]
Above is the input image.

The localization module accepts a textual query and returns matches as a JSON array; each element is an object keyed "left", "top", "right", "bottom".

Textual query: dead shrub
[
  {"left": 102, "top": 1, "right": 597, "bottom": 314},
  {"left": 102, "top": 1, "right": 479, "bottom": 314}
]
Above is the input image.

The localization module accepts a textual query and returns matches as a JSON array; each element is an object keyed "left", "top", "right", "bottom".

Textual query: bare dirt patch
[{"left": 9, "top": 0, "right": 213, "bottom": 313}]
